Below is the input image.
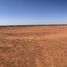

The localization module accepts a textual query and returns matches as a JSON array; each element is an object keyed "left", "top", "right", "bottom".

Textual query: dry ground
[{"left": 0, "top": 26, "right": 67, "bottom": 67}]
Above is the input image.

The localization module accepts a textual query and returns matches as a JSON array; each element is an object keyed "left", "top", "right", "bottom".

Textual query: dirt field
[{"left": 0, "top": 26, "right": 67, "bottom": 67}]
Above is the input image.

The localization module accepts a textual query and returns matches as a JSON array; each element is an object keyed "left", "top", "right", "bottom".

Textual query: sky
[{"left": 0, "top": 0, "right": 67, "bottom": 25}]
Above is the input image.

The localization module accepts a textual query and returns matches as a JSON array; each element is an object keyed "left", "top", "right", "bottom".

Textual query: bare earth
[{"left": 0, "top": 26, "right": 67, "bottom": 67}]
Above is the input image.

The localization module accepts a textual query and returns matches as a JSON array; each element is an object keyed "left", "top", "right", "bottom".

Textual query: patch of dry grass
[{"left": 0, "top": 26, "right": 67, "bottom": 67}]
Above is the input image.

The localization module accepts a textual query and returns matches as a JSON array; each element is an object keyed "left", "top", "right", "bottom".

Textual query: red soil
[{"left": 0, "top": 26, "right": 67, "bottom": 67}]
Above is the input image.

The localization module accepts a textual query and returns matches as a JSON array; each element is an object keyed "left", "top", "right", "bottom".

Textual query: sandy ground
[{"left": 0, "top": 26, "right": 67, "bottom": 67}]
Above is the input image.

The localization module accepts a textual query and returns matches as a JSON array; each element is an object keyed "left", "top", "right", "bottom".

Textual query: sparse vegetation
[{"left": 0, "top": 26, "right": 67, "bottom": 67}]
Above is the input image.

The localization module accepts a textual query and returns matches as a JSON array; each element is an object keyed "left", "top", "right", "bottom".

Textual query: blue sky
[{"left": 0, "top": 0, "right": 67, "bottom": 25}]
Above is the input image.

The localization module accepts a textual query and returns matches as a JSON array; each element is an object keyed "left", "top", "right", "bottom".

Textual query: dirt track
[{"left": 0, "top": 26, "right": 67, "bottom": 67}]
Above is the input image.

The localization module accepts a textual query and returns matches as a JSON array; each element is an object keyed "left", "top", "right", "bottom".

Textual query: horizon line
[{"left": 0, "top": 24, "right": 67, "bottom": 27}]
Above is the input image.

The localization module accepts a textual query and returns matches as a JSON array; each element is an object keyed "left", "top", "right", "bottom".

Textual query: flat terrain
[{"left": 0, "top": 26, "right": 67, "bottom": 67}]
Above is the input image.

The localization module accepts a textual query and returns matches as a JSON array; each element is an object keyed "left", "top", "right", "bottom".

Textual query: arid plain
[{"left": 0, "top": 25, "right": 67, "bottom": 67}]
